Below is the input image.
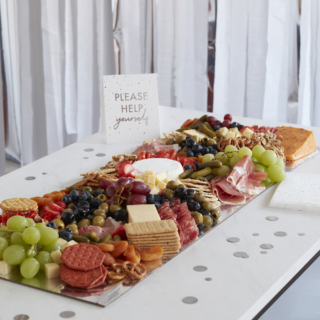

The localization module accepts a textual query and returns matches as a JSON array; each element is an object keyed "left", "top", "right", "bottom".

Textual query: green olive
[
  {"left": 96, "top": 187, "right": 104, "bottom": 192},
  {"left": 203, "top": 215, "right": 213, "bottom": 227},
  {"left": 110, "top": 205, "right": 121, "bottom": 215},
  {"left": 166, "top": 181, "right": 178, "bottom": 190},
  {"left": 163, "top": 189, "right": 174, "bottom": 200},
  {"left": 52, "top": 219, "right": 65, "bottom": 231},
  {"left": 68, "top": 186, "right": 76, "bottom": 191},
  {"left": 92, "top": 216, "right": 105, "bottom": 227},
  {"left": 166, "top": 138, "right": 176, "bottom": 145},
  {"left": 63, "top": 208, "right": 73, "bottom": 214},
  {"left": 207, "top": 139, "right": 216, "bottom": 146},
  {"left": 99, "top": 203, "right": 109, "bottom": 214},
  {"left": 192, "top": 192, "right": 206, "bottom": 203},
  {"left": 201, "top": 201, "right": 213, "bottom": 212},
  {"left": 77, "top": 219, "right": 91, "bottom": 229},
  {"left": 211, "top": 208, "right": 221, "bottom": 220},
  {"left": 97, "top": 194, "right": 107, "bottom": 202},
  {"left": 201, "top": 137, "right": 209, "bottom": 145},
  {"left": 93, "top": 209, "right": 106, "bottom": 218},
  {"left": 176, "top": 135, "right": 187, "bottom": 145},
  {"left": 191, "top": 211, "right": 203, "bottom": 224},
  {"left": 67, "top": 203, "right": 74, "bottom": 208},
  {"left": 83, "top": 186, "right": 93, "bottom": 193},
  {"left": 66, "top": 224, "right": 79, "bottom": 235}
]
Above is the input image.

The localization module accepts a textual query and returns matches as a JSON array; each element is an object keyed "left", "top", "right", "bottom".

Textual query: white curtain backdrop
[
  {"left": 157, "top": 0, "right": 208, "bottom": 111},
  {"left": 214, "top": 0, "right": 299, "bottom": 122},
  {"left": 0, "top": 0, "right": 115, "bottom": 167},
  {"left": 298, "top": 0, "right": 320, "bottom": 127}
]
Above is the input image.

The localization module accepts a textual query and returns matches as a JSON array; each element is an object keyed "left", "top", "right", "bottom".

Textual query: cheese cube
[
  {"left": 146, "top": 183, "right": 155, "bottom": 189},
  {"left": 135, "top": 174, "right": 144, "bottom": 180},
  {"left": 61, "top": 240, "right": 78, "bottom": 252},
  {"left": 157, "top": 181, "right": 167, "bottom": 190},
  {"left": 51, "top": 250, "right": 63, "bottom": 264},
  {"left": 45, "top": 263, "right": 60, "bottom": 279},
  {"left": 242, "top": 128, "right": 254, "bottom": 138},
  {"left": 150, "top": 186, "right": 160, "bottom": 194},
  {"left": 163, "top": 178, "right": 169, "bottom": 183},
  {"left": 145, "top": 170, "right": 155, "bottom": 176},
  {"left": 147, "top": 175, "right": 156, "bottom": 184},
  {"left": 127, "top": 205, "right": 160, "bottom": 223},
  {"left": 45, "top": 277, "right": 62, "bottom": 290},
  {"left": 155, "top": 172, "right": 167, "bottom": 183},
  {"left": 144, "top": 176, "right": 149, "bottom": 183},
  {"left": 57, "top": 238, "right": 67, "bottom": 247},
  {"left": 229, "top": 127, "right": 239, "bottom": 133},
  {"left": 135, "top": 178, "right": 144, "bottom": 182},
  {"left": 225, "top": 131, "right": 236, "bottom": 139},
  {"left": 0, "top": 260, "right": 14, "bottom": 275}
]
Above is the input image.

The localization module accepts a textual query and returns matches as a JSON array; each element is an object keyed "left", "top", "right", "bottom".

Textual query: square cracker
[{"left": 125, "top": 220, "right": 178, "bottom": 237}]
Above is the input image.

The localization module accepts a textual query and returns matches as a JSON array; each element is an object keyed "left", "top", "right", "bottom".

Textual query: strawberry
[
  {"left": 48, "top": 203, "right": 65, "bottom": 213},
  {"left": 55, "top": 201, "right": 67, "bottom": 209}
]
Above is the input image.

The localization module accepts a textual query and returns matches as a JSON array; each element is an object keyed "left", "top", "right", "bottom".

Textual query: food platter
[{"left": 0, "top": 147, "right": 318, "bottom": 308}]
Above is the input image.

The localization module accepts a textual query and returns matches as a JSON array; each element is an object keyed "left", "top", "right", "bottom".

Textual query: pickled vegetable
[
  {"left": 72, "top": 235, "right": 90, "bottom": 244},
  {"left": 191, "top": 167, "right": 212, "bottom": 179},
  {"left": 198, "top": 124, "right": 215, "bottom": 138},
  {"left": 198, "top": 160, "right": 222, "bottom": 170},
  {"left": 191, "top": 211, "right": 203, "bottom": 224},
  {"left": 179, "top": 169, "right": 194, "bottom": 179}
]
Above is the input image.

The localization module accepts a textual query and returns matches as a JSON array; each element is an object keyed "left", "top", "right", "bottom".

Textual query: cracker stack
[
  {"left": 181, "top": 179, "right": 220, "bottom": 203},
  {"left": 125, "top": 220, "right": 181, "bottom": 261},
  {"left": 0, "top": 198, "right": 38, "bottom": 216}
]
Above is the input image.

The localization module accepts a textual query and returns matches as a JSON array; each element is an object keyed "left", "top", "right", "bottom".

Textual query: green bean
[
  {"left": 198, "top": 160, "right": 222, "bottom": 170},
  {"left": 179, "top": 169, "right": 194, "bottom": 179},
  {"left": 198, "top": 124, "right": 216, "bottom": 138}
]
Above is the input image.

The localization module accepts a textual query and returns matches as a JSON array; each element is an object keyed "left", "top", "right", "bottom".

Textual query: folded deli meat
[{"left": 210, "top": 156, "right": 267, "bottom": 205}]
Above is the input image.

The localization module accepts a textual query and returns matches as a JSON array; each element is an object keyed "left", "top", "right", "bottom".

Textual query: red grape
[
  {"left": 99, "top": 179, "right": 115, "bottom": 190},
  {"left": 106, "top": 185, "right": 116, "bottom": 198},
  {"left": 127, "top": 194, "right": 147, "bottom": 205},
  {"left": 221, "top": 120, "right": 231, "bottom": 129},
  {"left": 105, "top": 200, "right": 115, "bottom": 207},
  {"left": 211, "top": 119, "right": 221, "bottom": 127},
  {"left": 115, "top": 177, "right": 131, "bottom": 192},
  {"left": 224, "top": 114, "right": 232, "bottom": 121},
  {"left": 206, "top": 116, "right": 217, "bottom": 127},
  {"left": 129, "top": 181, "right": 151, "bottom": 196}
]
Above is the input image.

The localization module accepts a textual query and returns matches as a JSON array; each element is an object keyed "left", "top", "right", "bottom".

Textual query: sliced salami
[
  {"left": 174, "top": 221, "right": 184, "bottom": 245},
  {"left": 180, "top": 217, "right": 199, "bottom": 245},
  {"left": 170, "top": 197, "right": 181, "bottom": 208}
]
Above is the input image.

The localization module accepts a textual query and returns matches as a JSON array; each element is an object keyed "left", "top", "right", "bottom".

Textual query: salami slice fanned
[{"left": 180, "top": 217, "right": 199, "bottom": 245}]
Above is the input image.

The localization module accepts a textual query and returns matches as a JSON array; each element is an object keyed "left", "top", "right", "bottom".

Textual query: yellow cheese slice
[
  {"left": 147, "top": 175, "right": 156, "bottom": 184},
  {"left": 51, "top": 250, "right": 63, "bottom": 265},
  {"left": 157, "top": 181, "right": 167, "bottom": 190},
  {"left": 127, "top": 204, "right": 160, "bottom": 223},
  {"left": 276, "top": 126, "right": 317, "bottom": 160},
  {"left": 45, "top": 263, "right": 60, "bottom": 279}
]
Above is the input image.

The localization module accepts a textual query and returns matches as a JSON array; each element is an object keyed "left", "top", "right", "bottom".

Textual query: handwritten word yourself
[{"left": 114, "top": 109, "right": 148, "bottom": 130}]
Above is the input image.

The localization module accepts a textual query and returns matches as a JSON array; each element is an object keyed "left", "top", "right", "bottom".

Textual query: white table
[{"left": 0, "top": 106, "right": 319, "bottom": 320}]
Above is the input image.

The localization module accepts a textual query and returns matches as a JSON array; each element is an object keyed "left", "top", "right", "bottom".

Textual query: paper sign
[{"left": 102, "top": 74, "right": 160, "bottom": 144}]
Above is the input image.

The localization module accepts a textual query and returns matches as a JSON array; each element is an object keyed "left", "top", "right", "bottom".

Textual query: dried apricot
[
  {"left": 140, "top": 246, "right": 163, "bottom": 262},
  {"left": 124, "top": 245, "right": 141, "bottom": 263},
  {"left": 111, "top": 241, "right": 128, "bottom": 258},
  {"left": 115, "top": 258, "right": 125, "bottom": 264},
  {"left": 52, "top": 192, "right": 64, "bottom": 202},
  {"left": 103, "top": 252, "right": 115, "bottom": 266},
  {"left": 97, "top": 243, "right": 115, "bottom": 252},
  {"left": 133, "top": 244, "right": 141, "bottom": 253},
  {"left": 141, "top": 259, "right": 163, "bottom": 271}
]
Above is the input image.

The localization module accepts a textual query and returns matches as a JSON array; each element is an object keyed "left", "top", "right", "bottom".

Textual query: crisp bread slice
[{"left": 125, "top": 220, "right": 178, "bottom": 237}]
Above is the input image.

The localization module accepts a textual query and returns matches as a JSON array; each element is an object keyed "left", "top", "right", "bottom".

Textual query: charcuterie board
[{"left": 0, "top": 147, "right": 318, "bottom": 308}]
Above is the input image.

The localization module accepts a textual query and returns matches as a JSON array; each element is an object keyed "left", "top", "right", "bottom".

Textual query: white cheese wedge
[
  {"left": 132, "top": 159, "right": 183, "bottom": 181},
  {"left": 51, "top": 250, "right": 63, "bottom": 264},
  {"left": 269, "top": 173, "right": 320, "bottom": 213},
  {"left": 127, "top": 205, "right": 160, "bottom": 223},
  {"left": 45, "top": 263, "right": 60, "bottom": 279},
  {"left": 150, "top": 186, "right": 160, "bottom": 194},
  {"left": 57, "top": 238, "right": 67, "bottom": 247},
  {"left": 0, "top": 260, "right": 14, "bottom": 275}
]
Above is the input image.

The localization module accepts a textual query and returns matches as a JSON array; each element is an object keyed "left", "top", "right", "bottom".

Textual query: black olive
[
  {"left": 147, "top": 194, "right": 155, "bottom": 204},
  {"left": 187, "top": 201, "right": 201, "bottom": 211},
  {"left": 174, "top": 187, "right": 187, "bottom": 199},
  {"left": 61, "top": 211, "right": 75, "bottom": 225},
  {"left": 186, "top": 189, "right": 196, "bottom": 196},
  {"left": 114, "top": 209, "right": 128, "bottom": 222}
]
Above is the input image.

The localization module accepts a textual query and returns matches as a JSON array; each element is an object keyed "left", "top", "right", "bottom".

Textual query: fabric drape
[
  {"left": 214, "top": 0, "right": 299, "bottom": 123},
  {"left": 0, "top": 0, "right": 115, "bottom": 167}
]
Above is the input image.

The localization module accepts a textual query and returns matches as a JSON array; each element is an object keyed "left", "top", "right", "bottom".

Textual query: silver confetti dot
[
  {"left": 260, "top": 244, "right": 273, "bottom": 250},
  {"left": 252, "top": 233, "right": 259, "bottom": 236},
  {"left": 84, "top": 148, "right": 94, "bottom": 152},
  {"left": 83, "top": 157, "right": 88, "bottom": 159},
  {"left": 14, "top": 316, "right": 29, "bottom": 320},
  {"left": 182, "top": 297, "right": 198, "bottom": 304},
  {"left": 205, "top": 277, "right": 212, "bottom": 281},
  {"left": 266, "top": 216, "right": 279, "bottom": 221},
  {"left": 60, "top": 311, "right": 76, "bottom": 318},
  {"left": 96, "top": 153, "right": 106, "bottom": 157},
  {"left": 274, "top": 231, "right": 287, "bottom": 237},
  {"left": 261, "top": 251, "right": 268, "bottom": 254},
  {"left": 233, "top": 252, "right": 249, "bottom": 258},
  {"left": 298, "top": 233, "right": 305, "bottom": 236},
  {"left": 227, "top": 237, "right": 240, "bottom": 243},
  {"left": 193, "top": 266, "right": 208, "bottom": 272},
  {"left": 25, "top": 176, "right": 36, "bottom": 181}
]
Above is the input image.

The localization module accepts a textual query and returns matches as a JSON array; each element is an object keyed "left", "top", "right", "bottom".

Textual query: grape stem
[{"left": 27, "top": 244, "right": 36, "bottom": 256}]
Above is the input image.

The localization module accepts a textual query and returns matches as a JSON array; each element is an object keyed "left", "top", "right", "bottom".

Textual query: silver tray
[{"left": 0, "top": 148, "right": 318, "bottom": 307}]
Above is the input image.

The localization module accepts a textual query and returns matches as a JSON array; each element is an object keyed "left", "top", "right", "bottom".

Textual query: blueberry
[
  {"left": 201, "top": 147, "right": 209, "bottom": 155},
  {"left": 154, "top": 201, "right": 161, "bottom": 210},
  {"left": 64, "top": 228, "right": 73, "bottom": 235},
  {"left": 74, "top": 208, "right": 87, "bottom": 223},
  {"left": 69, "top": 190, "right": 79, "bottom": 202},
  {"left": 193, "top": 162, "right": 200, "bottom": 169},
  {"left": 180, "top": 141, "right": 186, "bottom": 148},
  {"left": 114, "top": 209, "right": 128, "bottom": 222},
  {"left": 192, "top": 144, "right": 202, "bottom": 152},
  {"left": 238, "top": 124, "right": 244, "bottom": 130},
  {"left": 153, "top": 194, "right": 162, "bottom": 203},
  {"left": 184, "top": 164, "right": 192, "bottom": 170},
  {"left": 199, "top": 209, "right": 211, "bottom": 216},
  {"left": 90, "top": 198, "right": 101, "bottom": 209},
  {"left": 185, "top": 138, "right": 196, "bottom": 148},
  {"left": 87, "top": 215, "right": 94, "bottom": 222},
  {"left": 79, "top": 191, "right": 90, "bottom": 202},
  {"left": 194, "top": 152, "right": 201, "bottom": 158},
  {"left": 47, "top": 222, "right": 56, "bottom": 230},
  {"left": 88, "top": 208, "right": 96, "bottom": 215},
  {"left": 147, "top": 194, "right": 155, "bottom": 204},
  {"left": 70, "top": 205, "right": 78, "bottom": 212},
  {"left": 198, "top": 229, "right": 204, "bottom": 237},
  {"left": 77, "top": 201, "right": 90, "bottom": 210},
  {"left": 161, "top": 199, "right": 170, "bottom": 204},
  {"left": 207, "top": 146, "right": 214, "bottom": 154},
  {"left": 197, "top": 223, "right": 205, "bottom": 230},
  {"left": 186, "top": 189, "right": 196, "bottom": 196},
  {"left": 174, "top": 187, "right": 187, "bottom": 199},
  {"left": 187, "top": 150, "right": 194, "bottom": 157},
  {"left": 61, "top": 211, "right": 75, "bottom": 225},
  {"left": 211, "top": 149, "right": 218, "bottom": 156},
  {"left": 59, "top": 230, "right": 73, "bottom": 242},
  {"left": 187, "top": 201, "right": 201, "bottom": 211},
  {"left": 93, "top": 190, "right": 105, "bottom": 198},
  {"left": 231, "top": 122, "right": 238, "bottom": 128},
  {"left": 213, "top": 125, "right": 221, "bottom": 131},
  {"left": 212, "top": 144, "right": 218, "bottom": 151},
  {"left": 62, "top": 195, "right": 72, "bottom": 205}
]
